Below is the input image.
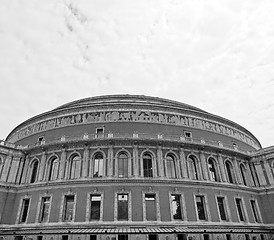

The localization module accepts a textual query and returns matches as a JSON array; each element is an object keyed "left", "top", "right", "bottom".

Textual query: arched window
[
  {"left": 166, "top": 154, "right": 176, "bottom": 178},
  {"left": 143, "top": 153, "right": 153, "bottom": 178},
  {"left": 30, "top": 160, "right": 39, "bottom": 183},
  {"left": 188, "top": 156, "right": 198, "bottom": 180},
  {"left": 118, "top": 152, "right": 128, "bottom": 177},
  {"left": 0, "top": 157, "right": 4, "bottom": 179},
  {"left": 93, "top": 153, "right": 103, "bottom": 178},
  {"left": 208, "top": 158, "right": 219, "bottom": 181},
  {"left": 48, "top": 157, "right": 59, "bottom": 181},
  {"left": 225, "top": 161, "right": 235, "bottom": 184},
  {"left": 69, "top": 154, "right": 81, "bottom": 179},
  {"left": 240, "top": 164, "right": 247, "bottom": 186}
]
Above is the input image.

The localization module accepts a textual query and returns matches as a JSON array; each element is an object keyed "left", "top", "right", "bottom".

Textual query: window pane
[
  {"left": 208, "top": 159, "right": 217, "bottom": 181},
  {"left": 217, "top": 197, "right": 226, "bottom": 220},
  {"left": 30, "top": 161, "right": 39, "bottom": 183},
  {"left": 90, "top": 195, "right": 101, "bottom": 220},
  {"left": 250, "top": 200, "right": 259, "bottom": 222},
  {"left": 20, "top": 199, "right": 30, "bottom": 223},
  {"left": 64, "top": 195, "right": 74, "bottom": 221},
  {"left": 118, "top": 153, "right": 128, "bottom": 177},
  {"left": 70, "top": 155, "right": 81, "bottom": 179},
  {"left": 143, "top": 154, "right": 153, "bottom": 177},
  {"left": 189, "top": 157, "right": 198, "bottom": 180},
  {"left": 196, "top": 196, "right": 206, "bottom": 220},
  {"left": 49, "top": 158, "right": 58, "bottom": 181},
  {"left": 225, "top": 162, "right": 234, "bottom": 183},
  {"left": 166, "top": 155, "right": 176, "bottom": 178},
  {"left": 145, "top": 194, "right": 157, "bottom": 221},
  {"left": 235, "top": 198, "right": 244, "bottom": 221},
  {"left": 240, "top": 165, "right": 247, "bottom": 185},
  {"left": 94, "top": 154, "right": 103, "bottom": 178},
  {"left": 171, "top": 194, "right": 182, "bottom": 220},
  {"left": 40, "top": 197, "right": 50, "bottom": 222},
  {"left": 118, "top": 194, "right": 128, "bottom": 220}
]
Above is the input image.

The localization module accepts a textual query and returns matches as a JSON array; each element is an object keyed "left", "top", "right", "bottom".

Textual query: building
[{"left": 0, "top": 95, "right": 274, "bottom": 240}]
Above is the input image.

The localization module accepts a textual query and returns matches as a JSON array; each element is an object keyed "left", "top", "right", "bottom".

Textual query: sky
[{"left": 0, "top": 0, "right": 274, "bottom": 148}]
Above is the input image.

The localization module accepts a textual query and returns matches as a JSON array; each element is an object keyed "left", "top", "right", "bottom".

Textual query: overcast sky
[{"left": 0, "top": 0, "right": 274, "bottom": 148}]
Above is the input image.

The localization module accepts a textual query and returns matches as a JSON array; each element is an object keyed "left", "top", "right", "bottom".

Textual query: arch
[
  {"left": 207, "top": 157, "right": 219, "bottom": 182},
  {"left": 142, "top": 151, "right": 154, "bottom": 178},
  {"left": 30, "top": 159, "right": 39, "bottom": 183},
  {"left": 92, "top": 152, "right": 104, "bottom": 178},
  {"left": 187, "top": 154, "right": 199, "bottom": 180},
  {"left": 117, "top": 151, "right": 129, "bottom": 178},
  {"left": 165, "top": 153, "right": 176, "bottom": 178},
  {"left": 240, "top": 163, "right": 248, "bottom": 186},
  {"left": 225, "top": 160, "right": 235, "bottom": 184},
  {"left": 68, "top": 152, "right": 81, "bottom": 179},
  {"left": 48, "top": 155, "right": 59, "bottom": 181}
]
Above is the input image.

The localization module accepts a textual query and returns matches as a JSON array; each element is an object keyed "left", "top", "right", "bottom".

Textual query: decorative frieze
[{"left": 8, "top": 110, "right": 259, "bottom": 149}]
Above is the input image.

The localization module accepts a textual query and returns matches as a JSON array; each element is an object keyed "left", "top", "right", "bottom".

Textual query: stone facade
[{"left": 0, "top": 95, "right": 273, "bottom": 240}]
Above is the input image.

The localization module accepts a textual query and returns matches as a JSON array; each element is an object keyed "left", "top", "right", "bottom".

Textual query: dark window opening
[
  {"left": 235, "top": 198, "right": 245, "bottom": 221},
  {"left": 203, "top": 234, "right": 210, "bottom": 240},
  {"left": 149, "top": 234, "right": 158, "bottom": 240},
  {"left": 184, "top": 132, "right": 192, "bottom": 138},
  {"left": 177, "top": 234, "right": 187, "bottom": 240},
  {"left": 217, "top": 197, "right": 227, "bottom": 221},
  {"left": 245, "top": 235, "right": 250, "bottom": 240},
  {"left": 40, "top": 196, "right": 50, "bottom": 222},
  {"left": 225, "top": 162, "right": 234, "bottom": 183},
  {"left": 63, "top": 195, "right": 74, "bottom": 221},
  {"left": 166, "top": 155, "right": 176, "bottom": 178},
  {"left": 171, "top": 194, "right": 182, "bottom": 220},
  {"left": 145, "top": 194, "right": 157, "bottom": 221},
  {"left": 118, "top": 235, "right": 128, "bottom": 240},
  {"left": 226, "top": 235, "right": 231, "bottom": 240},
  {"left": 20, "top": 198, "right": 30, "bottom": 223},
  {"left": 240, "top": 164, "right": 247, "bottom": 186},
  {"left": 196, "top": 195, "right": 206, "bottom": 220},
  {"left": 62, "top": 236, "right": 68, "bottom": 240},
  {"left": 208, "top": 158, "right": 218, "bottom": 181},
  {"left": 14, "top": 236, "right": 23, "bottom": 240},
  {"left": 90, "top": 235, "right": 97, "bottom": 240},
  {"left": 30, "top": 160, "right": 39, "bottom": 183},
  {"left": 118, "top": 153, "right": 128, "bottom": 177},
  {"left": 118, "top": 194, "right": 128, "bottom": 220},
  {"left": 90, "top": 195, "right": 101, "bottom": 220},
  {"left": 143, "top": 154, "right": 153, "bottom": 177},
  {"left": 250, "top": 200, "right": 260, "bottom": 223},
  {"left": 37, "top": 236, "right": 43, "bottom": 240},
  {"left": 96, "top": 128, "right": 104, "bottom": 136}
]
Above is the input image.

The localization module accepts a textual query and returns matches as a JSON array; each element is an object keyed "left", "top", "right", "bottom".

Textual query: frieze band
[{"left": 8, "top": 110, "right": 259, "bottom": 149}]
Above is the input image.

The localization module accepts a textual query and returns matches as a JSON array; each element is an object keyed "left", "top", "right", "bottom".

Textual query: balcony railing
[{"left": 10, "top": 132, "right": 253, "bottom": 155}]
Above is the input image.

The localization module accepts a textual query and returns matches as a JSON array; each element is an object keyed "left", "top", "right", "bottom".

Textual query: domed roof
[{"left": 53, "top": 94, "right": 208, "bottom": 113}]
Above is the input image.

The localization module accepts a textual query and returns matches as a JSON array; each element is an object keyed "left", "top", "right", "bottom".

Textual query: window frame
[
  {"left": 114, "top": 191, "right": 132, "bottom": 221},
  {"left": 142, "top": 191, "right": 160, "bottom": 221},
  {"left": 234, "top": 196, "right": 249, "bottom": 223},
  {"left": 225, "top": 160, "right": 235, "bottom": 184},
  {"left": 165, "top": 154, "right": 177, "bottom": 179},
  {"left": 250, "top": 199, "right": 262, "bottom": 223},
  {"left": 47, "top": 156, "right": 59, "bottom": 181},
  {"left": 92, "top": 152, "right": 104, "bottom": 178},
  {"left": 117, "top": 152, "right": 129, "bottom": 178},
  {"left": 17, "top": 196, "right": 31, "bottom": 224},
  {"left": 188, "top": 155, "right": 199, "bottom": 180},
  {"left": 30, "top": 159, "right": 39, "bottom": 183},
  {"left": 193, "top": 193, "right": 210, "bottom": 221},
  {"left": 86, "top": 191, "right": 104, "bottom": 222},
  {"left": 36, "top": 194, "right": 52, "bottom": 223},
  {"left": 68, "top": 153, "right": 81, "bottom": 179},
  {"left": 169, "top": 191, "right": 186, "bottom": 221},
  {"left": 59, "top": 192, "right": 77, "bottom": 222},
  {"left": 215, "top": 194, "right": 230, "bottom": 222},
  {"left": 208, "top": 157, "right": 219, "bottom": 182},
  {"left": 142, "top": 152, "right": 154, "bottom": 178}
]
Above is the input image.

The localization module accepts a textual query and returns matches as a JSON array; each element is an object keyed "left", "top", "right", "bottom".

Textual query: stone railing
[{"left": 22, "top": 133, "right": 253, "bottom": 155}]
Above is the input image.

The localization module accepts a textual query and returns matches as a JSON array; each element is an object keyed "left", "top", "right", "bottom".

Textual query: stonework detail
[{"left": 8, "top": 110, "right": 259, "bottom": 149}]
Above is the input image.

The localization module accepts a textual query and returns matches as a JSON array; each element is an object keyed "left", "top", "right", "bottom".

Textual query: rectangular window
[
  {"left": 196, "top": 195, "right": 206, "bottom": 220},
  {"left": 62, "top": 236, "right": 68, "bottom": 240},
  {"left": 118, "top": 235, "right": 128, "bottom": 240},
  {"left": 90, "top": 194, "right": 101, "bottom": 221},
  {"left": 177, "top": 234, "right": 187, "bottom": 240},
  {"left": 217, "top": 197, "right": 227, "bottom": 221},
  {"left": 63, "top": 195, "right": 74, "bottom": 221},
  {"left": 96, "top": 127, "right": 104, "bottom": 137},
  {"left": 40, "top": 196, "right": 51, "bottom": 222},
  {"left": 90, "top": 235, "right": 97, "bottom": 240},
  {"left": 145, "top": 194, "right": 157, "bottom": 221},
  {"left": 184, "top": 131, "right": 192, "bottom": 138},
  {"left": 226, "top": 235, "right": 232, "bottom": 240},
  {"left": 203, "top": 234, "right": 210, "bottom": 240},
  {"left": 118, "top": 194, "right": 128, "bottom": 220},
  {"left": 149, "top": 235, "right": 158, "bottom": 240},
  {"left": 20, "top": 198, "right": 30, "bottom": 223},
  {"left": 37, "top": 236, "right": 43, "bottom": 240},
  {"left": 171, "top": 194, "right": 183, "bottom": 220},
  {"left": 250, "top": 200, "right": 260, "bottom": 223},
  {"left": 235, "top": 198, "right": 245, "bottom": 221}
]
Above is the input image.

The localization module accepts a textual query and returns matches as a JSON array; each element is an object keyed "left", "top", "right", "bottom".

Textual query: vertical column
[
  {"left": 21, "top": 155, "right": 30, "bottom": 184},
  {"left": 140, "top": 150, "right": 144, "bottom": 177},
  {"left": 82, "top": 146, "right": 89, "bottom": 178},
  {"left": 133, "top": 144, "right": 139, "bottom": 177},
  {"left": 217, "top": 153, "right": 227, "bottom": 182},
  {"left": 107, "top": 145, "right": 114, "bottom": 177},
  {"left": 15, "top": 157, "right": 25, "bottom": 184},
  {"left": 58, "top": 148, "right": 67, "bottom": 180},
  {"left": 8, "top": 157, "right": 20, "bottom": 183},
  {"left": 38, "top": 151, "right": 46, "bottom": 182},
  {"left": 199, "top": 151, "right": 209, "bottom": 180},
  {"left": 254, "top": 161, "right": 267, "bottom": 186},
  {"left": 179, "top": 148, "right": 187, "bottom": 179},
  {"left": 157, "top": 145, "right": 164, "bottom": 177},
  {"left": 233, "top": 157, "right": 241, "bottom": 184},
  {"left": 175, "top": 155, "right": 181, "bottom": 179},
  {"left": 0, "top": 155, "right": 12, "bottom": 182},
  {"left": 262, "top": 157, "right": 274, "bottom": 185},
  {"left": 246, "top": 162, "right": 255, "bottom": 186}
]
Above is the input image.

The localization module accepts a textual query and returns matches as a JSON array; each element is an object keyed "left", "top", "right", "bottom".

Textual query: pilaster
[
  {"left": 199, "top": 151, "right": 209, "bottom": 180},
  {"left": 254, "top": 161, "right": 267, "bottom": 186},
  {"left": 217, "top": 153, "right": 227, "bottom": 182},
  {"left": 179, "top": 148, "right": 187, "bottom": 179},
  {"left": 82, "top": 146, "right": 89, "bottom": 178},
  {"left": 38, "top": 151, "right": 46, "bottom": 182},
  {"left": 157, "top": 145, "right": 164, "bottom": 177},
  {"left": 59, "top": 148, "right": 67, "bottom": 180},
  {"left": 107, "top": 145, "right": 114, "bottom": 177},
  {"left": 133, "top": 144, "right": 139, "bottom": 177}
]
